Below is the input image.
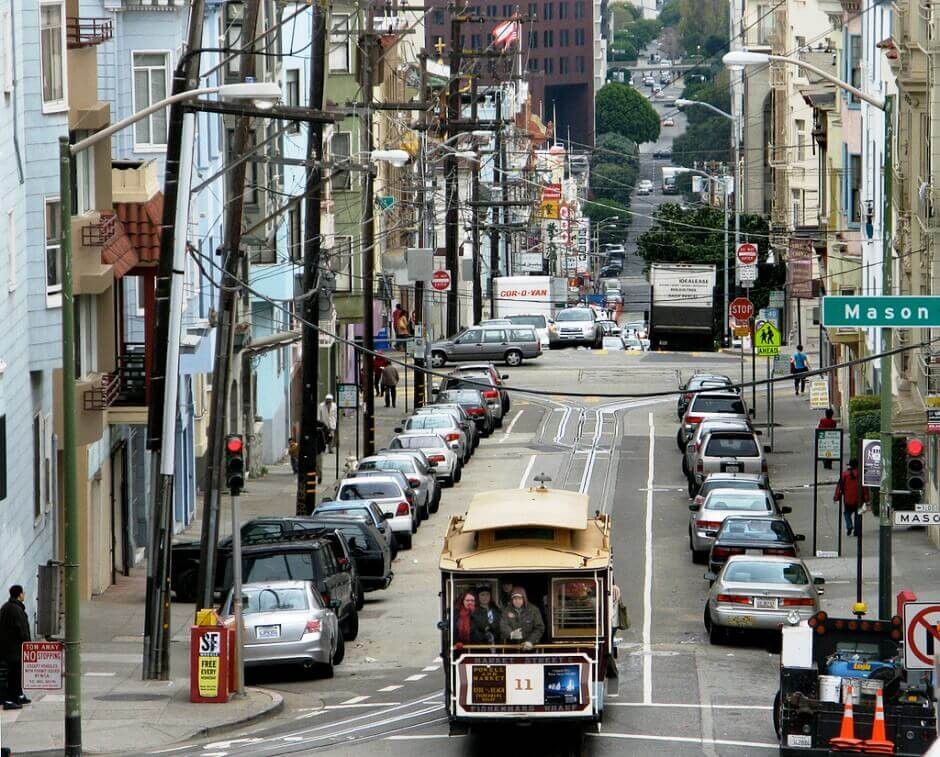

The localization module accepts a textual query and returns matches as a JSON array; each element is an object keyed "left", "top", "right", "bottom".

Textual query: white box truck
[
  {"left": 648, "top": 264, "right": 716, "bottom": 350},
  {"left": 493, "top": 276, "right": 568, "bottom": 347}
]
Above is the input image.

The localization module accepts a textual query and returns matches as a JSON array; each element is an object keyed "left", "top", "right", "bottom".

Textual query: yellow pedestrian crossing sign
[{"left": 755, "top": 320, "right": 781, "bottom": 356}]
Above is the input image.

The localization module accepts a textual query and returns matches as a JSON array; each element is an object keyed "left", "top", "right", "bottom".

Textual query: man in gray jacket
[{"left": 499, "top": 586, "right": 545, "bottom": 650}]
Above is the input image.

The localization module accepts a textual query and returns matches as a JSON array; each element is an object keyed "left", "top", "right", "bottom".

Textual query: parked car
[
  {"left": 692, "top": 472, "right": 784, "bottom": 512},
  {"left": 597, "top": 319, "right": 622, "bottom": 337},
  {"left": 687, "top": 429, "right": 770, "bottom": 497},
  {"left": 429, "top": 324, "right": 541, "bottom": 368},
  {"left": 356, "top": 454, "right": 441, "bottom": 513},
  {"left": 621, "top": 320, "right": 648, "bottom": 339},
  {"left": 335, "top": 475, "right": 417, "bottom": 550},
  {"left": 221, "top": 534, "right": 359, "bottom": 639},
  {"left": 622, "top": 335, "right": 648, "bottom": 352},
  {"left": 688, "top": 488, "right": 785, "bottom": 564},
  {"left": 706, "top": 515, "right": 804, "bottom": 580},
  {"left": 662, "top": 117, "right": 675, "bottom": 126},
  {"left": 636, "top": 180, "right": 653, "bottom": 196},
  {"left": 305, "top": 514, "right": 393, "bottom": 593},
  {"left": 599, "top": 263, "right": 623, "bottom": 279},
  {"left": 221, "top": 581, "right": 344, "bottom": 677},
  {"left": 434, "top": 388, "right": 496, "bottom": 436},
  {"left": 677, "top": 373, "right": 734, "bottom": 419},
  {"left": 437, "top": 372, "right": 505, "bottom": 426},
  {"left": 549, "top": 307, "right": 603, "bottom": 349},
  {"left": 388, "top": 432, "right": 461, "bottom": 488},
  {"left": 412, "top": 404, "right": 479, "bottom": 451},
  {"left": 678, "top": 391, "right": 750, "bottom": 449},
  {"left": 343, "top": 468, "right": 427, "bottom": 522},
  {"left": 397, "top": 412, "right": 471, "bottom": 464},
  {"left": 449, "top": 362, "right": 511, "bottom": 413},
  {"left": 683, "top": 420, "right": 757, "bottom": 479},
  {"left": 314, "top": 499, "right": 399, "bottom": 557},
  {"left": 652, "top": 149, "right": 672, "bottom": 160},
  {"left": 704, "top": 556, "right": 823, "bottom": 644},
  {"left": 660, "top": 72, "right": 671, "bottom": 84}
]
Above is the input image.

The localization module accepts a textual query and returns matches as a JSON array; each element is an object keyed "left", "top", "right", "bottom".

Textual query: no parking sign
[{"left": 902, "top": 600, "right": 940, "bottom": 670}]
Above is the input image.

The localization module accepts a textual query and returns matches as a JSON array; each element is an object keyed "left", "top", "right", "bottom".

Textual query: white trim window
[
  {"left": 39, "top": 1, "right": 67, "bottom": 112},
  {"left": 285, "top": 68, "right": 301, "bottom": 133},
  {"left": 132, "top": 51, "right": 170, "bottom": 150},
  {"left": 329, "top": 14, "right": 352, "bottom": 73},
  {"left": 2, "top": 6, "right": 14, "bottom": 93},
  {"left": 330, "top": 131, "right": 352, "bottom": 190},
  {"left": 44, "top": 197, "right": 63, "bottom": 304}
]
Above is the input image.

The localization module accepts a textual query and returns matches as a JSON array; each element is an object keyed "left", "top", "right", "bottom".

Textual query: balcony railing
[
  {"left": 81, "top": 212, "right": 117, "bottom": 247},
  {"left": 67, "top": 17, "right": 113, "bottom": 49},
  {"left": 82, "top": 343, "right": 147, "bottom": 410}
]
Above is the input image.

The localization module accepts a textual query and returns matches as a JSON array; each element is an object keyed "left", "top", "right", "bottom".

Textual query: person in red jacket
[
  {"left": 834, "top": 458, "right": 869, "bottom": 536},
  {"left": 817, "top": 409, "right": 837, "bottom": 469}
]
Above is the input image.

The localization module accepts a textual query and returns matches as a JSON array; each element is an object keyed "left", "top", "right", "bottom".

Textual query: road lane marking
[
  {"left": 589, "top": 733, "right": 777, "bottom": 750},
  {"left": 404, "top": 674, "right": 426, "bottom": 682},
  {"left": 280, "top": 693, "right": 445, "bottom": 739},
  {"left": 340, "top": 695, "right": 370, "bottom": 705},
  {"left": 422, "top": 665, "right": 439, "bottom": 671},
  {"left": 498, "top": 409, "right": 523, "bottom": 442},
  {"left": 325, "top": 702, "right": 400, "bottom": 709},
  {"left": 518, "top": 453, "right": 536, "bottom": 488},
  {"left": 643, "top": 410, "right": 654, "bottom": 704},
  {"left": 387, "top": 734, "right": 460, "bottom": 740},
  {"left": 378, "top": 684, "right": 403, "bottom": 692},
  {"left": 606, "top": 702, "right": 773, "bottom": 710},
  {"left": 294, "top": 711, "right": 326, "bottom": 720}
]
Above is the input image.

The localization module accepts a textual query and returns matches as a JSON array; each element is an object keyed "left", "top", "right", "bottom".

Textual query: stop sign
[
  {"left": 430, "top": 269, "right": 451, "bottom": 291},
  {"left": 729, "top": 297, "right": 754, "bottom": 322},
  {"left": 736, "top": 242, "right": 758, "bottom": 266}
]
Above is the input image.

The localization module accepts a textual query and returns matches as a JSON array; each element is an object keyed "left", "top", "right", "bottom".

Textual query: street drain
[{"left": 95, "top": 693, "right": 171, "bottom": 703}]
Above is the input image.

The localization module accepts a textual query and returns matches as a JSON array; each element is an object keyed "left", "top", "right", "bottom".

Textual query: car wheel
[
  {"left": 412, "top": 516, "right": 418, "bottom": 534},
  {"left": 355, "top": 580, "right": 365, "bottom": 611},
  {"left": 316, "top": 659, "right": 334, "bottom": 679},
  {"left": 676, "top": 427, "right": 686, "bottom": 451},
  {"left": 454, "top": 464, "right": 463, "bottom": 483},
  {"left": 173, "top": 565, "right": 198, "bottom": 603},
  {"left": 444, "top": 475, "right": 454, "bottom": 488},
  {"left": 332, "top": 628, "right": 346, "bottom": 666},
  {"left": 593, "top": 335, "right": 603, "bottom": 349},
  {"left": 708, "top": 622, "right": 726, "bottom": 645},
  {"left": 420, "top": 503, "right": 429, "bottom": 522},
  {"left": 389, "top": 534, "right": 399, "bottom": 560},
  {"left": 681, "top": 455, "right": 689, "bottom": 477},
  {"left": 430, "top": 498, "right": 439, "bottom": 515},
  {"left": 342, "top": 609, "right": 360, "bottom": 641},
  {"left": 431, "top": 351, "right": 447, "bottom": 368},
  {"left": 505, "top": 349, "right": 523, "bottom": 367},
  {"left": 772, "top": 690, "right": 782, "bottom": 738},
  {"left": 495, "top": 415, "right": 503, "bottom": 429},
  {"left": 692, "top": 549, "right": 708, "bottom": 565},
  {"left": 398, "top": 531, "right": 413, "bottom": 550},
  {"left": 503, "top": 398, "right": 510, "bottom": 414},
  {"left": 687, "top": 477, "right": 698, "bottom": 499}
]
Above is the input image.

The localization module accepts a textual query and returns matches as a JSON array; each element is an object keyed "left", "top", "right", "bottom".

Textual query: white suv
[{"left": 549, "top": 307, "right": 603, "bottom": 349}]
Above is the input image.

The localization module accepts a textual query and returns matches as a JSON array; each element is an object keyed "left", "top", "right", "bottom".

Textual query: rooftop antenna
[{"left": 532, "top": 473, "right": 552, "bottom": 491}]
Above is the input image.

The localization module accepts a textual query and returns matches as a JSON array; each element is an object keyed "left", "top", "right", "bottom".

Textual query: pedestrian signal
[
  {"left": 905, "top": 437, "right": 925, "bottom": 493},
  {"left": 225, "top": 434, "right": 245, "bottom": 496}
]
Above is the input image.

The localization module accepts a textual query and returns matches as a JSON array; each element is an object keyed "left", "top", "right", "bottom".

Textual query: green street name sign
[{"left": 822, "top": 296, "right": 940, "bottom": 328}]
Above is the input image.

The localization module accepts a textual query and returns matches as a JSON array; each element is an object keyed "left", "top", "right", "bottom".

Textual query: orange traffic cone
[
  {"left": 862, "top": 688, "right": 895, "bottom": 754},
  {"left": 829, "top": 684, "right": 862, "bottom": 751}
]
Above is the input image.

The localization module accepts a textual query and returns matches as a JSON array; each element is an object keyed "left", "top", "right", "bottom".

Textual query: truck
[
  {"left": 661, "top": 166, "right": 685, "bottom": 194},
  {"left": 493, "top": 275, "right": 568, "bottom": 320},
  {"left": 775, "top": 611, "right": 936, "bottom": 755},
  {"left": 648, "top": 263, "right": 716, "bottom": 350}
]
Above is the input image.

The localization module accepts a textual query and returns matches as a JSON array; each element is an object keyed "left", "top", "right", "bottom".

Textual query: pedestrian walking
[
  {"left": 834, "top": 458, "right": 868, "bottom": 536},
  {"left": 373, "top": 353, "right": 388, "bottom": 397},
  {"left": 499, "top": 586, "right": 545, "bottom": 651},
  {"left": 288, "top": 436, "right": 299, "bottom": 473},
  {"left": 394, "top": 310, "right": 410, "bottom": 351},
  {"left": 317, "top": 394, "right": 338, "bottom": 453},
  {"left": 0, "top": 585, "right": 31, "bottom": 710},
  {"left": 790, "top": 344, "right": 810, "bottom": 395},
  {"left": 381, "top": 361, "right": 400, "bottom": 408},
  {"left": 817, "top": 409, "right": 837, "bottom": 470}
]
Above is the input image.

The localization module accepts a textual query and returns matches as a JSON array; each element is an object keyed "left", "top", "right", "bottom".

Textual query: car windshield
[
  {"left": 691, "top": 396, "right": 745, "bottom": 414},
  {"left": 555, "top": 309, "right": 593, "bottom": 322},
  {"left": 359, "top": 459, "right": 412, "bottom": 474},
  {"left": 339, "top": 481, "right": 400, "bottom": 499},
  {"left": 705, "top": 435, "right": 759, "bottom": 457},
  {"left": 240, "top": 587, "right": 309, "bottom": 615},
  {"left": 508, "top": 315, "right": 546, "bottom": 328},
  {"left": 391, "top": 435, "right": 443, "bottom": 449},
  {"left": 700, "top": 480, "right": 762, "bottom": 498},
  {"left": 722, "top": 561, "right": 809, "bottom": 585},
  {"left": 705, "top": 492, "right": 771, "bottom": 512},
  {"left": 406, "top": 416, "right": 451, "bottom": 429},
  {"left": 718, "top": 519, "right": 791, "bottom": 542}
]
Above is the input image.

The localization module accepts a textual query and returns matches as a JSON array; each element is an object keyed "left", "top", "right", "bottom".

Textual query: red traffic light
[
  {"left": 906, "top": 438, "right": 924, "bottom": 457},
  {"left": 226, "top": 436, "right": 243, "bottom": 454}
]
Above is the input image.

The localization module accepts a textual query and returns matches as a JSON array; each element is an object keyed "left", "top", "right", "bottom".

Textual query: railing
[
  {"left": 81, "top": 343, "right": 147, "bottom": 411},
  {"left": 81, "top": 213, "right": 117, "bottom": 247},
  {"left": 66, "top": 17, "right": 113, "bottom": 49},
  {"left": 83, "top": 372, "right": 121, "bottom": 411}
]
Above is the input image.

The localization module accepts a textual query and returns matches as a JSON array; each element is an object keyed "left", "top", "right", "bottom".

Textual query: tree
[
  {"left": 591, "top": 132, "right": 638, "bottom": 169},
  {"left": 596, "top": 83, "right": 661, "bottom": 144},
  {"left": 659, "top": 0, "right": 681, "bottom": 27},
  {"left": 591, "top": 163, "right": 638, "bottom": 206},
  {"left": 671, "top": 118, "right": 731, "bottom": 167},
  {"left": 676, "top": 0, "right": 727, "bottom": 60},
  {"left": 583, "top": 197, "right": 632, "bottom": 247}
]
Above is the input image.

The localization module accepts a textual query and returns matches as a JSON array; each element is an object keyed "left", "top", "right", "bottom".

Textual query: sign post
[
  {"left": 813, "top": 428, "right": 844, "bottom": 556},
  {"left": 22, "top": 641, "right": 63, "bottom": 691},
  {"left": 902, "top": 600, "right": 940, "bottom": 671}
]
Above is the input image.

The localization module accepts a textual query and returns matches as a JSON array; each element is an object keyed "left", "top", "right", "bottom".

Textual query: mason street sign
[{"left": 822, "top": 296, "right": 940, "bottom": 328}]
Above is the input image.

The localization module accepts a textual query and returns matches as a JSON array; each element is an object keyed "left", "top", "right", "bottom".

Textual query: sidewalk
[{"left": 0, "top": 572, "right": 282, "bottom": 755}]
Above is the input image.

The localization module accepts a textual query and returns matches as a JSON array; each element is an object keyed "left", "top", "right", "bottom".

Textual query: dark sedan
[
  {"left": 705, "top": 515, "right": 805, "bottom": 581},
  {"left": 305, "top": 514, "right": 393, "bottom": 594},
  {"left": 433, "top": 388, "right": 496, "bottom": 437}
]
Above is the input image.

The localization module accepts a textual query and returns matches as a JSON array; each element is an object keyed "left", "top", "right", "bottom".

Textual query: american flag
[{"left": 491, "top": 18, "right": 519, "bottom": 49}]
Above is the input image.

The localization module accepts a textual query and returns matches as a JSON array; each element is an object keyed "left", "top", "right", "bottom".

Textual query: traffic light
[
  {"left": 905, "top": 437, "right": 926, "bottom": 493},
  {"left": 225, "top": 434, "right": 245, "bottom": 496}
]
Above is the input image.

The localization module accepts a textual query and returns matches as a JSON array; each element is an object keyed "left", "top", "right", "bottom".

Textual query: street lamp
[
  {"left": 58, "top": 79, "right": 280, "bottom": 752},
  {"left": 723, "top": 48, "right": 895, "bottom": 618}
]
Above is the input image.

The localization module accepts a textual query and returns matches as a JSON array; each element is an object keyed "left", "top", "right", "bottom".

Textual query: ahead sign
[{"left": 903, "top": 600, "right": 940, "bottom": 670}]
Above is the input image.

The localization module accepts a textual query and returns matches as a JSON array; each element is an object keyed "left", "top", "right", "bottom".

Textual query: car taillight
[
  {"left": 696, "top": 520, "right": 721, "bottom": 530},
  {"left": 396, "top": 502, "right": 410, "bottom": 516},
  {"left": 444, "top": 433, "right": 460, "bottom": 442},
  {"left": 408, "top": 477, "right": 421, "bottom": 487},
  {"left": 305, "top": 619, "right": 322, "bottom": 633},
  {"left": 781, "top": 597, "right": 815, "bottom": 607},
  {"left": 685, "top": 415, "right": 703, "bottom": 425},
  {"left": 710, "top": 547, "right": 742, "bottom": 560},
  {"left": 765, "top": 547, "right": 796, "bottom": 556},
  {"left": 483, "top": 390, "right": 498, "bottom": 399},
  {"left": 467, "top": 407, "right": 485, "bottom": 416},
  {"left": 716, "top": 594, "right": 752, "bottom": 605},
  {"left": 428, "top": 454, "right": 445, "bottom": 463}
]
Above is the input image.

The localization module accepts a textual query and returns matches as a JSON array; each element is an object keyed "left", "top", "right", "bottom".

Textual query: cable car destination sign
[{"left": 822, "top": 296, "right": 940, "bottom": 328}]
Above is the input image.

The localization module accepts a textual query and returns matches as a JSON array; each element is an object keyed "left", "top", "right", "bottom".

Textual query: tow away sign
[{"left": 903, "top": 600, "right": 940, "bottom": 670}]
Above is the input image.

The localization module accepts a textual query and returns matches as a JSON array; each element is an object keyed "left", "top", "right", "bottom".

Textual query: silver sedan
[
  {"left": 688, "top": 488, "right": 780, "bottom": 564},
  {"left": 222, "top": 581, "right": 343, "bottom": 677},
  {"left": 704, "top": 556, "right": 823, "bottom": 644}
]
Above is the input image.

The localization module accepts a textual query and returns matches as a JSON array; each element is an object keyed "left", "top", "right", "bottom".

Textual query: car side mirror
[
  {"left": 764, "top": 445, "right": 772, "bottom": 453},
  {"left": 394, "top": 427, "right": 403, "bottom": 433},
  {"left": 813, "top": 576, "right": 825, "bottom": 585},
  {"left": 794, "top": 534, "right": 806, "bottom": 542},
  {"left": 321, "top": 496, "right": 332, "bottom": 503},
  {"left": 774, "top": 493, "right": 785, "bottom": 501},
  {"left": 689, "top": 503, "right": 700, "bottom": 511},
  {"left": 436, "top": 620, "right": 447, "bottom": 630},
  {"left": 781, "top": 506, "right": 792, "bottom": 514},
  {"left": 703, "top": 571, "right": 717, "bottom": 582}
]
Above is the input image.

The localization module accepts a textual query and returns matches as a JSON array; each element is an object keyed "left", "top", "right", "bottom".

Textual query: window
[
  {"left": 331, "top": 235, "right": 352, "bottom": 292},
  {"left": 756, "top": 4, "right": 773, "bottom": 45},
  {"left": 40, "top": 1, "right": 66, "bottom": 110},
  {"left": 434, "top": 8, "right": 445, "bottom": 24},
  {"left": 471, "top": 33, "right": 481, "bottom": 49},
  {"left": 74, "top": 295, "right": 97, "bottom": 377},
  {"left": 576, "top": 55, "right": 585, "bottom": 73},
  {"left": 544, "top": 57, "right": 553, "bottom": 74},
  {"left": 503, "top": 4, "right": 513, "bottom": 16},
  {"left": 559, "top": 29, "right": 569, "bottom": 47},
  {"left": 560, "top": 57, "right": 569, "bottom": 74},
  {"left": 551, "top": 578, "right": 597, "bottom": 637},
  {"left": 329, "top": 14, "right": 352, "bottom": 72},
  {"left": 795, "top": 119, "right": 806, "bottom": 161},
  {"left": 71, "top": 131, "right": 95, "bottom": 215},
  {"left": 224, "top": 3, "right": 243, "bottom": 77},
  {"left": 132, "top": 52, "right": 170, "bottom": 148},
  {"left": 528, "top": 58, "right": 539, "bottom": 72},
  {"left": 330, "top": 131, "right": 352, "bottom": 190},
  {"left": 288, "top": 207, "right": 302, "bottom": 262},
  {"left": 528, "top": 31, "right": 538, "bottom": 48},
  {"left": 44, "top": 198, "right": 62, "bottom": 298},
  {"left": 574, "top": 0, "right": 584, "bottom": 17},
  {"left": 575, "top": 28, "right": 584, "bottom": 46},
  {"left": 528, "top": 1, "right": 537, "bottom": 16},
  {"left": 559, "top": 1, "right": 568, "bottom": 18},
  {"left": 7, "top": 209, "right": 15, "bottom": 291},
  {"left": 482, "top": 329, "right": 506, "bottom": 343},
  {"left": 849, "top": 154, "right": 861, "bottom": 224},
  {"left": 543, "top": 1, "right": 553, "bottom": 18},
  {"left": 848, "top": 34, "right": 862, "bottom": 104},
  {"left": 455, "top": 329, "right": 482, "bottom": 344},
  {"left": 543, "top": 29, "right": 553, "bottom": 47},
  {"left": 487, "top": 4, "right": 498, "bottom": 15},
  {"left": 791, "top": 189, "right": 802, "bottom": 227},
  {"left": 285, "top": 69, "right": 300, "bottom": 133}
]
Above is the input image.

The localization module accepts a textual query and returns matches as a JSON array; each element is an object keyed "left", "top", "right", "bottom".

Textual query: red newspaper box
[{"left": 190, "top": 610, "right": 230, "bottom": 703}]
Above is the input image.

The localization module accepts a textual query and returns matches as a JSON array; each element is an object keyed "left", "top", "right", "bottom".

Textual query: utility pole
[
  {"left": 445, "top": 15, "right": 461, "bottom": 335},
  {"left": 195, "top": 0, "right": 263, "bottom": 611},
  {"left": 143, "top": 0, "right": 206, "bottom": 680},
  {"left": 470, "top": 77, "right": 482, "bottom": 325},
  {"left": 297, "top": 0, "right": 327, "bottom": 516},
  {"left": 414, "top": 54, "right": 429, "bottom": 409},
  {"left": 488, "top": 90, "right": 502, "bottom": 315},
  {"left": 361, "top": 8, "right": 377, "bottom": 456}
]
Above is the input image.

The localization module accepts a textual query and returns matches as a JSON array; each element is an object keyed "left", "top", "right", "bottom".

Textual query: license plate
[
  {"left": 787, "top": 734, "right": 812, "bottom": 748},
  {"left": 255, "top": 624, "right": 280, "bottom": 639},
  {"left": 745, "top": 548, "right": 762, "bottom": 555},
  {"left": 754, "top": 597, "right": 777, "bottom": 609},
  {"left": 724, "top": 463, "right": 741, "bottom": 472}
]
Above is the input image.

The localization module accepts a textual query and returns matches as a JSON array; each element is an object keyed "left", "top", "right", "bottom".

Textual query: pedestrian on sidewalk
[
  {"left": 373, "top": 353, "right": 388, "bottom": 397},
  {"left": 318, "top": 394, "right": 338, "bottom": 453},
  {"left": 0, "top": 585, "right": 31, "bottom": 710},
  {"left": 790, "top": 344, "right": 810, "bottom": 395},
  {"left": 394, "top": 310, "right": 410, "bottom": 351},
  {"left": 288, "top": 436, "right": 299, "bottom": 473},
  {"left": 834, "top": 458, "right": 868, "bottom": 536},
  {"left": 381, "top": 361, "right": 400, "bottom": 408},
  {"left": 817, "top": 409, "right": 837, "bottom": 470}
]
